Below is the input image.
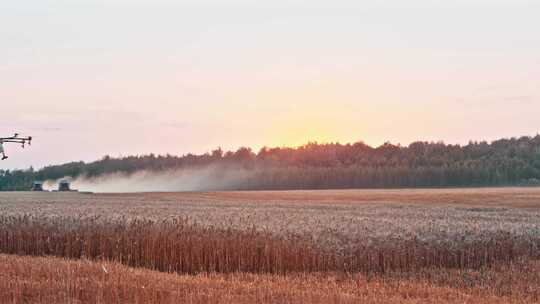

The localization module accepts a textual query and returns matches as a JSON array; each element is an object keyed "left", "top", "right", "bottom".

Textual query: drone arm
[
  {"left": 0, "top": 135, "right": 32, "bottom": 158},
  {"left": 0, "top": 137, "right": 32, "bottom": 142}
]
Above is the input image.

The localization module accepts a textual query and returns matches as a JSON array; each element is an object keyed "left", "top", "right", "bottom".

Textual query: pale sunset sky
[{"left": 2, "top": 0, "right": 540, "bottom": 169}]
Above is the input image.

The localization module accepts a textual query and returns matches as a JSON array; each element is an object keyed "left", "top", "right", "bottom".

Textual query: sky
[{"left": 1, "top": 0, "right": 540, "bottom": 169}]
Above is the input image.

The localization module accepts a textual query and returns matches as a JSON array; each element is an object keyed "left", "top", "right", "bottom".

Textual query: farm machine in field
[{"left": 0, "top": 133, "right": 32, "bottom": 160}]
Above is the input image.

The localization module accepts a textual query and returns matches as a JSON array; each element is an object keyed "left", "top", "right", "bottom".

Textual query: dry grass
[{"left": 2, "top": 254, "right": 538, "bottom": 304}]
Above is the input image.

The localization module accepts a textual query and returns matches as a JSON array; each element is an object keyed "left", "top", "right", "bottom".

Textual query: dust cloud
[{"left": 44, "top": 166, "right": 257, "bottom": 193}]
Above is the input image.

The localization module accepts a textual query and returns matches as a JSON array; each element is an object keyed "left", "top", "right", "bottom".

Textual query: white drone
[{"left": 0, "top": 133, "right": 32, "bottom": 160}]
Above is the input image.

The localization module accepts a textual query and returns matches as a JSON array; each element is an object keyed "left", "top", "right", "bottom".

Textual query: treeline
[{"left": 2, "top": 135, "right": 540, "bottom": 191}]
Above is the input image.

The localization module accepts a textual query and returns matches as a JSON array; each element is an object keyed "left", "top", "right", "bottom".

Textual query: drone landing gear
[{"left": 1, "top": 156, "right": 7, "bottom": 160}]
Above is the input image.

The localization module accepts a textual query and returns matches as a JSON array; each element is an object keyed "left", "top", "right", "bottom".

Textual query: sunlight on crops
[{"left": 1, "top": 188, "right": 540, "bottom": 303}]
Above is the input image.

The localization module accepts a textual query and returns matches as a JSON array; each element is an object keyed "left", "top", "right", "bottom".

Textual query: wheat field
[
  {"left": 1, "top": 187, "right": 540, "bottom": 303},
  {"left": 3, "top": 254, "right": 538, "bottom": 304}
]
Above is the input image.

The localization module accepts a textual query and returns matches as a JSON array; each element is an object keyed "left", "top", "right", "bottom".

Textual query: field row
[
  {"left": 2, "top": 254, "right": 539, "bottom": 304},
  {"left": 1, "top": 215, "right": 538, "bottom": 274}
]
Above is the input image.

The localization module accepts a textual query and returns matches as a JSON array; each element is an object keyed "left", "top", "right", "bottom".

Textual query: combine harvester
[
  {"left": 2, "top": 133, "right": 92, "bottom": 194},
  {"left": 31, "top": 181, "right": 44, "bottom": 191},
  {"left": 54, "top": 180, "right": 93, "bottom": 194},
  {"left": 56, "top": 180, "right": 77, "bottom": 192},
  {"left": 32, "top": 180, "right": 86, "bottom": 193}
]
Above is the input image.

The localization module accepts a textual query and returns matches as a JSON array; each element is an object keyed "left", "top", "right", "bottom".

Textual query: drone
[{"left": 0, "top": 133, "right": 32, "bottom": 160}]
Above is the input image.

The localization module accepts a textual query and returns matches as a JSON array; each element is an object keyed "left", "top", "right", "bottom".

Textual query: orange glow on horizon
[{"left": 267, "top": 115, "right": 361, "bottom": 149}]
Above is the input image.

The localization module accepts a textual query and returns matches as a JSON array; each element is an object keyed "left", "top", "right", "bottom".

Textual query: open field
[
  {"left": 4, "top": 187, "right": 540, "bottom": 208},
  {"left": 1, "top": 187, "right": 540, "bottom": 303},
  {"left": 2, "top": 187, "right": 540, "bottom": 252}
]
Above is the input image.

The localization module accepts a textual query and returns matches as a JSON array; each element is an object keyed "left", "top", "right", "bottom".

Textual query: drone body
[{"left": 0, "top": 134, "right": 32, "bottom": 160}]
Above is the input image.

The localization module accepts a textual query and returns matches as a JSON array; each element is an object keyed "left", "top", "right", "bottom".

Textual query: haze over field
[
  {"left": 4, "top": 2, "right": 540, "bottom": 304},
  {"left": 2, "top": 0, "right": 540, "bottom": 169},
  {"left": 44, "top": 167, "right": 252, "bottom": 193}
]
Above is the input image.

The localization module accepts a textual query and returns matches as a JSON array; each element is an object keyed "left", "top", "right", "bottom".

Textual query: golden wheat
[
  {"left": 2, "top": 254, "right": 539, "bottom": 304},
  {"left": 1, "top": 188, "right": 539, "bottom": 303}
]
